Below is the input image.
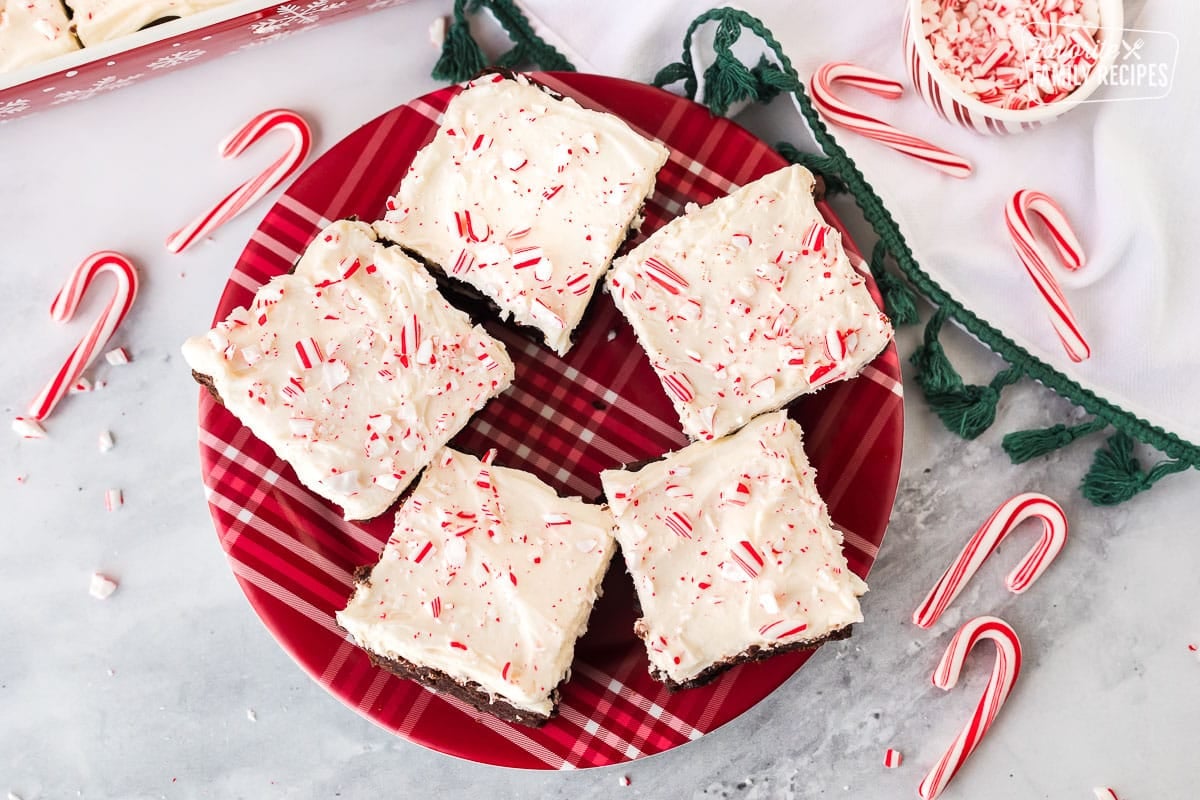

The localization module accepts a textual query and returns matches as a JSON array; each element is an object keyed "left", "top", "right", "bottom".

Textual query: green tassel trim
[
  {"left": 652, "top": 18, "right": 799, "bottom": 117},
  {"left": 927, "top": 366, "right": 1023, "bottom": 440},
  {"left": 432, "top": 15, "right": 487, "bottom": 83},
  {"left": 750, "top": 55, "right": 801, "bottom": 102},
  {"left": 1002, "top": 418, "right": 1108, "bottom": 464},
  {"left": 700, "top": 17, "right": 760, "bottom": 117},
  {"left": 653, "top": 61, "right": 693, "bottom": 90},
  {"left": 438, "top": 4, "right": 1200, "bottom": 504},
  {"left": 869, "top": 240, "right": 919, "bottom": 325},
  {"left": 909, "top": 309, "right": 1022, "bottom": 438},
  {"left": 432, "top": 0, "right": 575, "bottom": 83},
  {"left": 909, "top": 308, "right": 959, "bottom": 394},
  {"left": 1082, "top": 432, "right": 1193, "bottom": 505}
]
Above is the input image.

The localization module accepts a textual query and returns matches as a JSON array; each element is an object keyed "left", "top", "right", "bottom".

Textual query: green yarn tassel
[
  {"left": 909, "top": 308, "right": 960, "bottom": 395},
  {"left": 874, "top": 270, "right": 920, "bottom": 325},
  {"left": 1081, "top": 432, "right": 1192, "bottom": 505},
  {"left": 910, "top": 309, "right": 1023, "bottom": 439},
  {"left": 775, "top": 142, "right": 849, "bottom": 196},
  {"left": 750, "top": 55, "right": 801, "bottom": 102},
  {"left": 869, "top": 240, "right": 919, "bottom": 325},
  {"left": 432, "top": 12, "right": 487, "bottom": 83},
  {"left": 1002, "top": 418, "right": 1107, "bottom": 464},
  {"left": 927, "top": 367, "right": 1023, "bottom": 440},
  {"left": 700, "top": 17, "right": 760, "bottom": 116}
]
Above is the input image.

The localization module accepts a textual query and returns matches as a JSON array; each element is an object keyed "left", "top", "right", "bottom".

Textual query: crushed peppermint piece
[
  {"left": 12, "top": 417, "right": 46, "bottom": 439},
  {"left": 98, "top": 430, "right": 115, "bottom": 453},
  {"left": 104, "top": 488, "right": 123, "bottom": 511},
  {"left": 105, "top": 347, "right": 131, "bottom": 365},
  {"left": 618, "top": 776, "right": 631, "bottom": 787},
  {"left": 246, "top": 708, "right": 258, "bottom": 722},
  {"left": 89, "top": 572, "right": 118, "bottom": 599},
  {"left": 921, "top": 0, "right": 1104, "bottom": 109},
  {"left": 883, "top": 748, "right": 903, "bottom": 768}
]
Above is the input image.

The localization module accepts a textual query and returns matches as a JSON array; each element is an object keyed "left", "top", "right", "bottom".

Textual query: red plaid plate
[{"left": 197, "top": 73, "right": 904, "bottom": 769}]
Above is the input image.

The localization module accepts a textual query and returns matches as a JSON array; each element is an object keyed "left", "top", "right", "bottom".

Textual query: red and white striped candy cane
[
  {"left": 913, "top": 492, "right": 1068, "bottom": 629},
  {"left": 809, "top": 63, "right": 973, "bottom": 179},
  {"left": 1005, "top": 189, "right": 1090, "bottom": 362},
  {"left": 24, "top": 251, "right": 139, "bottom": 423},
  {"left": 166, "top": 108, "right": 312, "bottom": 253},
  {"left": 919, "top": 616, "right": 1022, "bottom": 800}
]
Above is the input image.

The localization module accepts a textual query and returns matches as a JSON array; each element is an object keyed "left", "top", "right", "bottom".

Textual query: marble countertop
[{"left": 2, "top": 2, "right": 1197, "bottom": 798}]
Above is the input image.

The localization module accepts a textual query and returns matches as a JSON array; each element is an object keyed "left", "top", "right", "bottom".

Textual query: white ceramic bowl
[{"left": 903, "top": 0, "right": 1124, "bottom": 135}]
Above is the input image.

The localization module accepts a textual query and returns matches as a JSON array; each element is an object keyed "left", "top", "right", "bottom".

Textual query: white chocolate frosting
[
  {"left": 337, "top": 447, "right": 617, "bottom": 718},
  {"left": 0, "top": 1, "right": 78, "bottom": 73},
  {"left": 374, "top": 73, "right": 670, "bottom": 355},
  {"left": 181, "top": 220, "right": 514, "bottom": 521},
  {"left": 606, "top": 165, "right": 894, "bottom": 440},
  {"left": 65, "top": 0, "right": 234, "bottom": 46},
  {"left": 600, "top": 411, "right": 867, "bottom": 685}
]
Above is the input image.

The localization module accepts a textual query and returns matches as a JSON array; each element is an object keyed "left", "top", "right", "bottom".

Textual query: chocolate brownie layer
[
  {"left": 651, "top": 627, "right": 853, "bottom": 691},
  {"left": 348, "top": 563, "right": 559, "bottom": 726}
]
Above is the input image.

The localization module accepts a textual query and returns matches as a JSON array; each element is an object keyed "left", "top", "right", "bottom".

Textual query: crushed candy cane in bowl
[{"left": 904, "top": 0, "right": 1123, "bottom": 134}]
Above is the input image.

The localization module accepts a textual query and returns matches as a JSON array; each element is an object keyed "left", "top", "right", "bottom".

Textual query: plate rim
[{"left": 196, "top": 71, "right": 905, "bottom": 769}]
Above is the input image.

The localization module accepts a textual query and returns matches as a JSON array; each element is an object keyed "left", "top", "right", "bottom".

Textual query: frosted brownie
[
  {"left": 605, "top": 164, "right": 893, "bottom": 440},
  {"left": 0, "top": 1, "right": 79, "bottom": 73},
  {"left": 600, "top": 411, "right": 867, "bottom": 689},
  {"left": 374, "top": 73, "right": 670, "bottom": 355},
  {"left": 338, "top": 447, "right": 617, "bottom": 726},
  {"left": 181, "top": 220, "right": 514, "bottom": 521}
]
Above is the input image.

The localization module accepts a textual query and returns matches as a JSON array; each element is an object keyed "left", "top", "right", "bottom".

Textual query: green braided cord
[
  {"left": 653, "top": 61, "right": 692, "bottom": 91},
  {"left": 1002, "top": 417, "right": 1108, "bottom": 464},
  {"left": 659, "top": 7, "right": 1200, "bottom": 485},
  {"left": 432, "top": 0, "right": 575, "bottom": 83},
  {"left": 484, "top": 0, "right": 574, "bottom": 72}
]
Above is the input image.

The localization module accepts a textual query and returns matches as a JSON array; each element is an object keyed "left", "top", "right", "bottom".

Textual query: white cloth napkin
[{"left": 515, "top": 0, "right": 1200, "bottom": 448}]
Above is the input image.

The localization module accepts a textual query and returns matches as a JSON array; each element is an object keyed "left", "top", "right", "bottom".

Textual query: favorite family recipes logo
[{"left": 1015, "top": 24, "right": 1178, "bottom": 104}]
